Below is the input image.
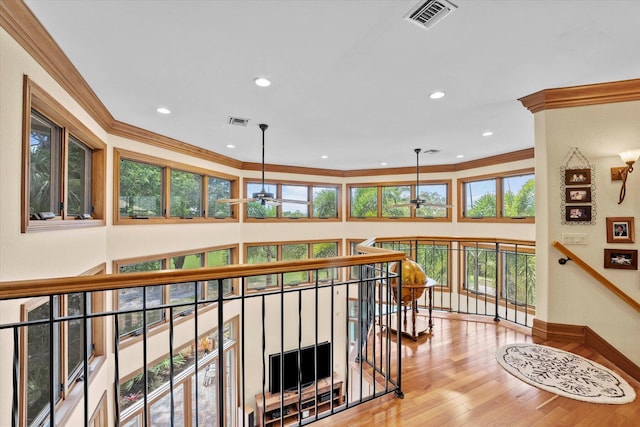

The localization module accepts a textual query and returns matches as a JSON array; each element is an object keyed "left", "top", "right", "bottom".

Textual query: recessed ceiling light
[
  {"left": 456, "top": 154, "right": 464, "bottom": 159},
  {"left": 156, "top": 107, "right": 171, "bottom": 114},
  {"left": 380, "top": 162, "right": 388, "bottom": 166},
  {"left": 254, "top": 77, "right": 271, "bottom": 87},
  {"left": 429, "top": 91, "right": 445, "bottom": 99},
  {"left": 321, "top": 155, "right": 328, "bottom": 159},
  {"left": 226, "top": 144, "right": 235, "bottom": 149},
  {"left": 482, "top": 131, "right": 493, "bottom": 137}
]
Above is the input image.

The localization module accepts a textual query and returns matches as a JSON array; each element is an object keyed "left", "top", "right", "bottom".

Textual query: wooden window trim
[
  {"left": 243, "top": 179, "right": 342, "bottom": 223},
  {"left": 22, "top": 76, "right": 106, "bottom": 233},
  {"left": 457, "top": 168, "right": 535, "bottom": 223},
  {"left": 243, "top": 239, "right": 342, "bottom": 293},
  {"left": 112, "top": 245, "right": 239, "bottom": 347},
  {"left": 346, "top": 180, "right": 452, "bottom": 222},
  {"left": 114, "top": 148, "right": 240, "bottom": 224}
]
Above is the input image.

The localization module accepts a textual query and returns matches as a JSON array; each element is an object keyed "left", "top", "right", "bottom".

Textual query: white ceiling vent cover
[
  {"left": 404, "top": 0, "right": 458, "bottom": 30},
  {"left": 228, "top": 116, "right": 249, "bottom": 126}
]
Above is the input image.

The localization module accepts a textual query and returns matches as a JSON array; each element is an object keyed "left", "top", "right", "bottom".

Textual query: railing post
[
  {"left": 494, "top": 243, "right": 500, "bottom": 322},
  {"left": 394, "top": 259, "right": 404, "bottom": 399}
]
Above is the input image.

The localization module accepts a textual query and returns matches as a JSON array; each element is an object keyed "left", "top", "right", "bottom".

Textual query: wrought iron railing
[{"left": 0, "top": 247, "right": 405, "bottom": 427}]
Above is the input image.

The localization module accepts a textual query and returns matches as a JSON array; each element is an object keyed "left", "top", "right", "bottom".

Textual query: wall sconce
[{"left": 611, "top": 149, "right": 640, "bottom": 204}]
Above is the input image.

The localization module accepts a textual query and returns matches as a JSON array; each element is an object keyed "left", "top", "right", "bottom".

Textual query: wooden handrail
[
  {"left": 552, "top": 241, "right": 640, "bottom": 314},
  {"left": 0, "top": 251, "right": 406, "bottom": 300}
]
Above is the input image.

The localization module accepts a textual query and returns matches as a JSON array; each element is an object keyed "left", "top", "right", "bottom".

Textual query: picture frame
[
  {"left": 565, "top": 187, "right": 591, "bottom": 203},
  {"left": 606, "top": 217, "right": 635, "bottom": 243},
  {"left": 564, "top": 168, "right": 591, "bottom": 185},
  {"left": 604, "top": 248, "right": 638, "bottom": 270},
  {"left": 565, "top": 205, "right": 591, "bottom": 222}
]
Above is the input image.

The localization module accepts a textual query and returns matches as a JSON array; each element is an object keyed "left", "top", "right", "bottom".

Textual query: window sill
[{"left": 26, "top": 219, "right": 105, "bottom": 233}]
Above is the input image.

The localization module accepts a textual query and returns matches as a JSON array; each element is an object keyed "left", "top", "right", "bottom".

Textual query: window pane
[
  {"left": 416, "top": 243, "right": 449, "bottom": 286},
  {"left": 382, "top": 185, "right": 410, "bottom": 217},
  {"left": 415, "top": 184, "right": 448, "bottom": 218},
  {"left": 350, "top": 187, "right": 378, "bottom": 217},
  {"left": 312, "top": 186, "right": 338, "bottom": 218},
  {"left": 67, "top": 136, "right": 93, "bottom": 216},
  {"left": 502, "top": 174, "right": 535, "bottom": 217},
  {"left": 246, "top": 245, "right": 278, "bottom": 289},
  {"left": 117, "top": 259, "right": 164, "bottom": 336},
  {"left": 119, "top": 159, "right": 163, "bottom": 217},
  {"left": 282, "top": 243, "right": 309, "bottom": 285},
  {"left": 208, "top": 177, "right": 232, "bottom": 218},
  {"left": 30, "top": 112, "right": 61, "bottom": 215},
  {"left": 193, "top": 363, "right": 218, "bottom": 426},
  {"left": 313, "top": 242, "right": 338, "bottom": 282},
  {"left": 169, "top": 255, "right": 201, "bottom": 314},
  {"left": 246, "top": 183, "right": 277, "bottom": 218},
  {"left": 67, "top": 292, "right": 87, "bottom": 381},
  {"left": 464, "top": 179, "right": 496, "bottom": 218},
  {"left": 150, "top": 383, "right": 185, "bottom": 427},
  {"left": 502, "top": 251, "right": 536, "bottom": 306},
  {"left": 282, "top": 184, "right": 309, "bottom": 218},
  {"left": 27, "top": 301, "right": 53, "bottom": 425},
  {"left": 464, "top": 247, "right": 496, "bottom": 296},
  {"left": 207, "top": 249, "right": 233, "bottom": 299},
  {"left": 170, "top": 169, "right": 202, "bottom": 218}
]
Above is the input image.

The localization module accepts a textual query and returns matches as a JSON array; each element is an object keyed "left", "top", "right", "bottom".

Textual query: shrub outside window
[
  {"left": 119, "top": 159, "right": 164, "bottom": 218},
  {"left": 170, "top": 169, "right": 203, "bottom": 218},
  {"left": 382, "top": 185, "right": 411, "bottom": 218}
]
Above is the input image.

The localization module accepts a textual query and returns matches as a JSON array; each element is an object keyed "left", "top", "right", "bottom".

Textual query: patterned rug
[{"left": 496, "top": 343, "right": 636, "bottom": 404}]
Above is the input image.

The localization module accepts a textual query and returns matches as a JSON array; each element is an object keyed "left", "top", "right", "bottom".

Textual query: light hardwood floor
[{"left": 313, "top": 314, "right": 640, "bottom": 427}]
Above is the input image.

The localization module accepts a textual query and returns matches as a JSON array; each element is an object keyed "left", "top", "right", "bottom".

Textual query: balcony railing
[
  {"left": 0, "top": 244, "right": 406, "bottom": 427},
  {"left": 0, "top": 236, "right": 534, "bottom": 427}
]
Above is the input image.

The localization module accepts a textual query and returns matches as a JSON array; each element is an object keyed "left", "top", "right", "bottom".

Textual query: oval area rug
[{"left": 496, "top": 343, "right": 636, "bottom": 404}]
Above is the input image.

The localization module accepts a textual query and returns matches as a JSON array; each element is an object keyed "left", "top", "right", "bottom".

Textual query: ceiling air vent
[
  {"left": 404, "top": 0, "right": 457, "bottom": 31},
  {"left": 228, "top": 116, "right": 249, "bottom": 126}
]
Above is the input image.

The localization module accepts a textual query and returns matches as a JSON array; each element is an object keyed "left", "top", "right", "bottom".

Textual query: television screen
[{"left": 269, "top": 342, "right": 331, "bottom": 394}]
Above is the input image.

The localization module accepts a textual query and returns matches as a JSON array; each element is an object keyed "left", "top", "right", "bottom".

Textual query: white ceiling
[{"left": 23, "top": 0, "right": 640, "bottom": 170}]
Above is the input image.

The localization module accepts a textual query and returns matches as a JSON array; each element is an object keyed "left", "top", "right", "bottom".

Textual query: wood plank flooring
[{"left": 313, "top": 313, "right": 640, "bottom": 426}]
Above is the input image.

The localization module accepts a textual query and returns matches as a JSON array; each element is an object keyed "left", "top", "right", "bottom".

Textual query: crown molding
[{"left": 519, "top": 78, "right": 640, "bottom": 114}]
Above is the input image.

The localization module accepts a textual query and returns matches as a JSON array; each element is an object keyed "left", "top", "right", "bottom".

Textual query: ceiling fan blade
[
  {"left": 391, "top": 203, "right": 414, "bottom": 208},
  {"left": 264, "top": 199, "right": 281, "bottom": 207},
  {"left": 278, "top": 198, "right": 311, "bottom": 205},
  {"left": 417, "top": 203, "right": 454, "bottom": 208},
  {"left": 216, "top": 198, "right": 256, "bottom": 204}
]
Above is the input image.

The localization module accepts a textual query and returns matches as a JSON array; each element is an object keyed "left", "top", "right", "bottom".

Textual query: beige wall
[{"left": 533, "top": 100, "right": 640, "bottom": 364}]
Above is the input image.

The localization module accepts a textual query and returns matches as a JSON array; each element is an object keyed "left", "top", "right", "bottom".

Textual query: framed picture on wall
[
  {"left": 564, "top": 168, "right": 591, "bottom": 185},
  {"left": 606, "top": 217, "right": 635, "bottom": 243},
  {"left": 565, "top": 187, "right": 591, "bottom": 203},
  {"left": 565, "top": 206, "right": 591, "bottom": 222},
  {"left": 604, "top": 248, "right": 638, "bottom": 270}
]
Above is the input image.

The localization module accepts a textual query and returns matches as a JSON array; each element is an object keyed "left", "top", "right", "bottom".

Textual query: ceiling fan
[
  {"left": 217, "top": 123, "right": 309, "bottom": 206},
  {"left": 393, "top": 148, "right": 453, "bottom": 209}
]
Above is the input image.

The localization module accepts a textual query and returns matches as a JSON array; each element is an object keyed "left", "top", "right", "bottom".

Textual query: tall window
[
  {"left": 461, "top": 243, "right": 536, "bottom": 310},
  {"left": 119, "top": 320, "right": 237, "bottom": 427},
  {"left": 115, "top": 149, "right": 238, "bottom": 223},
  {"left": 23, "top": 77, "right": 106, "bottom": 232},
  {"left": 22, "top": 292, "right": 100, "bottom": 427},
  {"left": 459, "top": 170, "right": 535, "bottom": 222}
]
